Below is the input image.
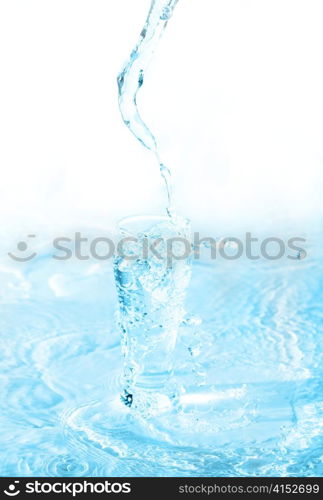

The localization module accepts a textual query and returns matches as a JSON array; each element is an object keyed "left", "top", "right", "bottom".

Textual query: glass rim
[{"left": 117, "top": 214, "right": 191, "bottom": 236}]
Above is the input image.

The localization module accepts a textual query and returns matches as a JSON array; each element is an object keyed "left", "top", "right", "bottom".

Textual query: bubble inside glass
[{"left": 113, "top": 215, "right": 191, "bottom": 415}]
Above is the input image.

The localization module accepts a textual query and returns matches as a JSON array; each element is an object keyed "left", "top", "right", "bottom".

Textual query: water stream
[{"left": 117, "top": 0, "right": 180, "bottom": 216}]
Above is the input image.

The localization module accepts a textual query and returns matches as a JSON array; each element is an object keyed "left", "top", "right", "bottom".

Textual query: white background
[{"left": 0, "top": 0, "right": 322, "bottom": 242}]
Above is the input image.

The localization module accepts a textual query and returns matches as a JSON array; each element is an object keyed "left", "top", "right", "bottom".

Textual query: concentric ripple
[{"left": 0, "top": 240, "right": 322, "bottom": 476}]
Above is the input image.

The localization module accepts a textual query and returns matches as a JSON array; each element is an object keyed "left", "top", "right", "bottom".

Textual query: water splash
[{"left": 117, "top": 0, "right": 180, "bottom": 216}]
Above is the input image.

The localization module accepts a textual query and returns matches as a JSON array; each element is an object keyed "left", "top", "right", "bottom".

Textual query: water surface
[{"left": 0, "top": 238, "right": 322, "bottom": 477}]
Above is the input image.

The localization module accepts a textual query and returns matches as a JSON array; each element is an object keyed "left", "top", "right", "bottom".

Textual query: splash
[{"left": 117, "top": 0, "right": 180, "bottom": 216}]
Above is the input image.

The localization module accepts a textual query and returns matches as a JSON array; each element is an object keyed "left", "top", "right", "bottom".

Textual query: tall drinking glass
[{"left": 114, "top": 215, "right": 191, "bottom": 415}]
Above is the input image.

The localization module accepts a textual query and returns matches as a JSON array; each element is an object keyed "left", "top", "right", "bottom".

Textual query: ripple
[
  {"left": 15, "top": 453, "right": 100, "bottom": 477},
  {"left": 47, "top": 456, "right": 90, "bottom": 477},
  {"left": 0, "top": 251, "right": 322, "bottom": 476}
]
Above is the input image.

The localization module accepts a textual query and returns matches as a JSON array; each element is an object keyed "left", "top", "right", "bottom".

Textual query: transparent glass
[{"left": 114, "top": 215, "right": 191, "bottom": 415}]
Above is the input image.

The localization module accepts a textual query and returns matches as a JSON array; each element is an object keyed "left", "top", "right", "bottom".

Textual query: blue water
[{"left": 0, "top": 237, "right": 322, "bottom": 477}]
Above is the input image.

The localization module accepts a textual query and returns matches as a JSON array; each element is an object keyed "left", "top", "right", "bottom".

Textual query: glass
[{"left": 114, "top": 215, "right": 191, "bottom": 415}]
